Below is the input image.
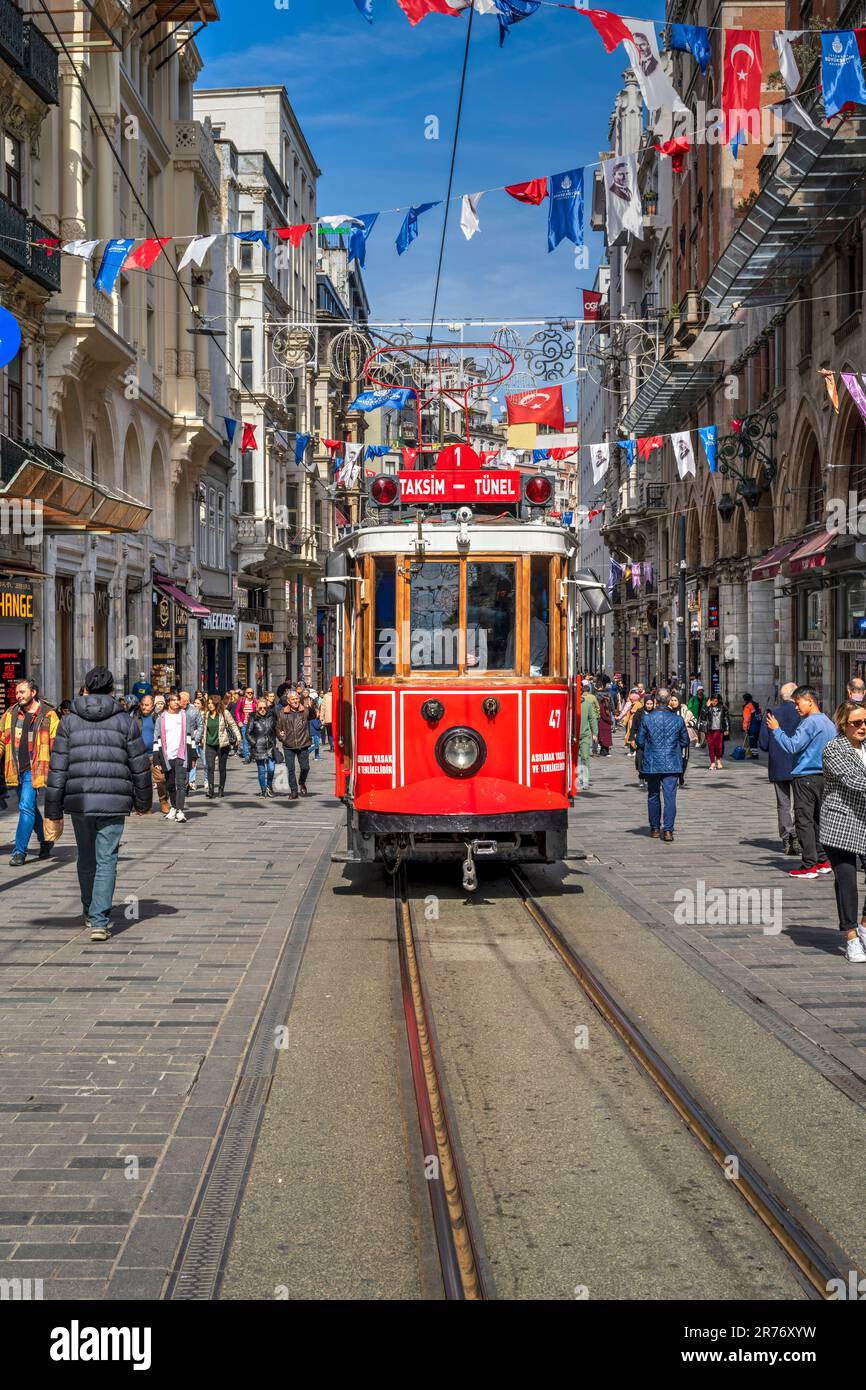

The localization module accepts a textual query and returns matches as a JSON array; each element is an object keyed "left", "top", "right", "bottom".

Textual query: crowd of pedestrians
[{"left": 0, "top": 668, "right": 330, "bottom": 943}]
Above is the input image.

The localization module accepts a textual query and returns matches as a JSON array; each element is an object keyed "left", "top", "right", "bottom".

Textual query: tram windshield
[
  {"left": 410, "top": 562, "right": 460, "bottom": 671},
  {"left": 468, "top": 561, "right": 516, "bottom": 671}
]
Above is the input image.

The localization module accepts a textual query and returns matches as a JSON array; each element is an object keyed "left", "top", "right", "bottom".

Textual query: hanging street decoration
[
  {"left": 505, "top": 385, "right": 565, "bottom": 430},
  {"left": 603, "top": 154, "right": 642, "bottom": 245},
  {"left": 547, "top": 168, "right": 584, "bottom": 252},
  {"left": 223, "top": 418, "right": 238, "bottom": 446},
  {"left": 655, "top": 136, "right": 691, "bottom": 173},
  {"left": 123, "top": 237, "right": 171, "bottom": 271},
  {"left": 396, "top": 201, "right": 441, "bottom": 255},
  {"left": 350, "top": 387, "right": 417, "bottom": 411},
  {"left": 722, "top": 30, "right": 763, "bottom": 145},
  {"left": 582, "top": 290, "right": 602, "bottom": 321},
  {"left": 505, "top": 178, "right": 548, "bottom": 205},
  {"left": 94, "top": 238, "right": 135, "bottom": 296},
  {"left": 672, "top": 430, "right": 696, "bottom": 479},
  {"left": 275, "top": 224, "right": 313, "bottom": 247},
  {"left": 699, "top": 425, "right": 718, "bottom": 472},
  {"left": 240, "top": 423, "right": 258, "bottom": 452},
  {"left": 821, "top": 31, "right": 866, "bottom": 119},
  {"left": 0, "top": 306, "right": 21, "bottom": 371}
]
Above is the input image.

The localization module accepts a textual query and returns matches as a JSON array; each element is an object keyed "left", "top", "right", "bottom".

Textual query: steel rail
[
  {"left": 395, "top": 869, "right": 483, "bottom": 1300},
  {"left": 510, "top": 866, "right": 860, "bottom": 1301}
]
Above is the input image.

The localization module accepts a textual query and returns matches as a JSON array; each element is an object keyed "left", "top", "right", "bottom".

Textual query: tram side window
[
  {"left": 409, "top": 562, "right": 460, "bottom": 670},
  {"left": 467, "top": 561, "right": 516, "bottom": 671},
  {"left": 529, "top": 557, "right": 550, "bottom": 676},
  {"left": 374, "top": 557, "right": 397, "bottom": 674}
]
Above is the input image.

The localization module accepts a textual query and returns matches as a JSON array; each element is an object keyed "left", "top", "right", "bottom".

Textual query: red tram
[{"left": 325, "top": 454, "right": 611, "bottom": 890}]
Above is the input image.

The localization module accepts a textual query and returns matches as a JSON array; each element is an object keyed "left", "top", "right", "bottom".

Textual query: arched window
[
  {"left": 805, "top": 449, "right": 824, "bottom": 528},
  {"left": 849, "top": 427, "right": 866, "bottom": 499}
]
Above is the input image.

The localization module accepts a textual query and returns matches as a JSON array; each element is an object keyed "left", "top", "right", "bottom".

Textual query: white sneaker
[
  {"left": 845, "top": 936, "right": 866, "bottom": 963},
  {"left": 165, "top": 807, "right": 177, "bottom": 820},
  {"left": 175, "top": 811, "right": 187, "bottom": 824},
  {"left": 857, "top": 924, "right": 866, "bottom": 952}
]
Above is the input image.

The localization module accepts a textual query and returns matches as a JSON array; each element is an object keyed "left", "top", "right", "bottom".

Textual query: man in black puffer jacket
[{"left": 44, "top": 666, "right": 151, "bottom": 943}]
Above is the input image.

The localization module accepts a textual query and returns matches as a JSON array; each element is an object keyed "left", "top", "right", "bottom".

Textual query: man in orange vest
[{"left": 0, "top": 678, "right": 60, "bottom": 865}]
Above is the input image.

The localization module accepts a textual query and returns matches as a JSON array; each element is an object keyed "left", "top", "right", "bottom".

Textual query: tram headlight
[{"left": 436, "top": 726, "right": 486, "bottom": 778}]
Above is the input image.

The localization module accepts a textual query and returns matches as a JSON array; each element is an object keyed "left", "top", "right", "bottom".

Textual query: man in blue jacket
[
  {"left": 758, "top": 681, "right": 801, "bottom": 856},
  {"left": 636, "top": 688, "right": 690, "bottom": 841},
  {"left": 766, "top": 685, "right": 836, "bottom": 878}
]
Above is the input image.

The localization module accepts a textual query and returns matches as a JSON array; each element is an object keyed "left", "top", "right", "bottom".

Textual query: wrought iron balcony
[
  {"left": 0, "top": 0, "right": 24, "bottom": 71},
  {"left": 20, "top": 21, "right": 58, "bottom": 105},
  {"left": 0, "top": 193, "right": 61, "bottom": 292},
  {"left": 237, "top": 606, "right": 274, "bottom": 625}
]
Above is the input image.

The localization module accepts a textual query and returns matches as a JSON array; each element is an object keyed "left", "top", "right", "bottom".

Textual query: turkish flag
[
  {"left": 505, "top": 178, "right": 549, "bottom": 205},
  {"left": 396, "top": 0, "right": 466, "bottom": 23},
  {"left": 122, "top": 237, "right": 171, "bottom": 271},
  {"left": 722, "top": 30, "right": 762, "bottom": 144},
  {"left": 506, "top": 385, "right": 564, "bottom": 430},
  {"left": 582, "top": 289, "right": 602, "bottom": 321},
  {"left": 579, "top": 8, "right": 631, "bottom": 53},
  {"left": 275, "top": 224, "right": 311, "bottom": 247},
  {"left": 241, "top": 423, "right": 257, "bottom": 452},
  {"left": 402, "top": 447, "right": 419, "bottom": 470},
  {"left": 637, "top": 435, "right": 663, "bottom": 459}
]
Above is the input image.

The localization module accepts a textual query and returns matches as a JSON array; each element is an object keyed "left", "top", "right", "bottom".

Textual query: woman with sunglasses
[{"left": 819, "top": 700, "right": 866, "bottom": 963}]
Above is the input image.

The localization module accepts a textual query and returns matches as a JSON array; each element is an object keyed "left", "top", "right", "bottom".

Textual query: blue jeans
[
  {"left": 188, "top": 749, "right": 207, "bottom": 790},
  {"left": 645, "top": 773, "right": 679, "bottom": 833},
  {"left": 312, "top": 730, "right": 321, "bottom": 758},
  {"left": 71, "top": 815, "right": 125, "bottom": 933},
  {"left": 14, "top": 770, "right": 44, "bottom": 856},
  {"left": 240, "top": 723, "right": 250, "bottom": 760},
  {"left": 256, "top": 758, "right": 275, "bottom": 792}
]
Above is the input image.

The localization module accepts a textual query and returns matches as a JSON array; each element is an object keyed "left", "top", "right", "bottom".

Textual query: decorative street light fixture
[{"left": 717, "top": 410, "right": 778, "bottom": 514}]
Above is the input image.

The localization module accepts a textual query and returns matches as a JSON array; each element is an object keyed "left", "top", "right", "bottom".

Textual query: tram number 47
[
  {"left": 363, "top": 709, "right": 377, "bottom": 729},
  {"left": 548, "top": 709, "right": 562, "bottom": 729}
]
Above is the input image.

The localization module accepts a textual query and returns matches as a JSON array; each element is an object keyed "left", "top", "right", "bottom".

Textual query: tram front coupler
[{"left": 462, "top": 839, "right": 497, "bottom": 893}]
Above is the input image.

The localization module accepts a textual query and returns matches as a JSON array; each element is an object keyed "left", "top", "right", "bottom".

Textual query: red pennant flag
[
  {"left": 34, "top": 236, "right": 61, "bottom": 257},
  {"left": 505, "top": 178, "right": 549, "bottom": 206},
  {"left": 582, "top": 289, "right": 602, "bottom": 321},
  {"left": 402, "top": 447, "right": 419, "bottom": 470},
  {"left": 550, "top": 447, "right": 578, "bottom": 461},
  {"left": 587, "top": 506, "right": 604, "bottom": 522},
  {"left": 655, "top": 136, "right": 691, "bottom": 173},
  {"left": 275, "top": 224, "right": 312, "bottom": 247},
  {"left": 731, "top": 418, "right": 742, "bottom": 434},
  {"left": 241, "top": 423, "right": 257, "bottom": 452},
  {"left": 321, "top": 438, "right": 342, "bottom": 453},
  {"left": 579, "top": 8, "right": 631, "bottom": 53},
  {"left": 506, "top": 385, "right": 565, "bottom": 430},
  {"left": 722, "top": 30, "right": 762, "bottom": 144},
  {"left": 396, "top": 0, "right": 466, "bottom": 22},
  {"left": 122, "top": 237, "right": 171, "bottom": 271},
  {"left": 637, "top": 435, "right": 663, "bottom": 459}
]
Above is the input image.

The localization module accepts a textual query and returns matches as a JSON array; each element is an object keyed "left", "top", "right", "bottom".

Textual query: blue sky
[{"left": 196, "top": 1, "right": 658, "bottom": 326}]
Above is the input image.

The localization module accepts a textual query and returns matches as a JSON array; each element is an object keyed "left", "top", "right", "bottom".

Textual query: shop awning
[
  {"left": 750, "top": 539, "right": 800, "bottom": 582},
  {"left": 153, "top": 577, "right": 211, "bottom": 618},
  {"left": 786, "top": 529, "right": 836, "bottom": 575},
  {"left": 1, "top": 435, "right": 151, "bottom": 534},
  {"left": 620, "top": 357, "right": 723, "bottom": 436}
]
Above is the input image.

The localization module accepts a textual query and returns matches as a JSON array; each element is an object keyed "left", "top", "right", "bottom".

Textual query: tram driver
[{"left": 529, "top": 591, "right": 549, "bottom": 677}]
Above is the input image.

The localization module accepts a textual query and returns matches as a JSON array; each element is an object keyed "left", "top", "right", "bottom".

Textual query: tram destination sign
[{"left": 397, "top": 470, "right": 521, "bottom": 505}]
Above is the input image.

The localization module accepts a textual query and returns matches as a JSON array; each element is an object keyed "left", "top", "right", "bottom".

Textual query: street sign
[{"left": 397, "top": 470, "right": 521, "bottom": 505}]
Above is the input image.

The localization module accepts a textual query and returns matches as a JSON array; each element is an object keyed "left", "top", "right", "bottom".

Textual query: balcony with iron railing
[
  {"left": 0, "top": 191, "right": 61, "bottom": 292},
  {"left": 237, "top": 605, "right": 274, "bottom": 625},
  {"left": 20, "top": 19, "right": 58, "bottom": 104},
  {"left": 0, "top": 0, "right": 24, "bottom": 72}
]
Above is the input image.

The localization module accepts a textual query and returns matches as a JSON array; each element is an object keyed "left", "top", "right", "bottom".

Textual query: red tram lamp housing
[
  {"left": 523, "top": 474, "right": 554, "bottom": 510},
  {"left": 370, "top": 475, "right": 399, "bottom": 507}
]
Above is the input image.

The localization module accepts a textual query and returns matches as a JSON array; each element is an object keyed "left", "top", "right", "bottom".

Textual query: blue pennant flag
[
  {"left": 349, "top": 213, "right": 378, "bottom": 268},
  {"left": 364, "top": 445, "right": 390, "bottom": 460},
  {"left": 224, "top": 418, "right": 237, "bottom": 446},
  {"left": 295, "top": 433, "right": 311, "bottom": 465},
  {"left": 353, "top": 0, "right": 373, "bottom": 20},
  {"left": 618, "top": 439, "right": 637, "bottom": 468},
  {"left": 730, "top": 129, "right": 746, "bottom": 159},
  {"left": 669, "top": 23, "right": 711, "bottom": 74},
  {"left": 234, "top": 229, "right": 272, "bottom": 252},
  {"left": 94, "top": 238, "right": 134, "bottom": 296},
  {"left": 351, "top": 388, "right": 416, "bottom": 412},
  {"left": 699, "top": 425, "right": 718, "bottom": 473},
  {"left": 396, "top": 202, "right": 440, "bottom": 256},
  {"left": 532, "top": 449, "right": 551, "bottom": 463},
  {"left": 548, "top": 168, "right": 584, "bottom": 253},
  {"left": 607, "top": 559, "right": 625, "bottom": 593},
  {"left": 822, "top": 31, "right": 866, "bottom": 118},
  {"left": 494, "top": 0, "right": 542, "bottom": 46}
]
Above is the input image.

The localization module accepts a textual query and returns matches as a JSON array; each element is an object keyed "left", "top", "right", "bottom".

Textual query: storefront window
[
  {"left": 409, "top": 562, "right": 459, "bottom": 671},
  {"left": 466, "top": 561, "right": 515, "bottom": 671},
  {"left": 846, "top": 578, "right": 866, "bottom": 639}
]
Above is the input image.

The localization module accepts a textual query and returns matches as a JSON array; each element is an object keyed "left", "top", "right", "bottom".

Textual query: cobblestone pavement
[
  {"left": 0, "top": 751, "right": 342, "bottom": 1300},
  {"left": 570, "top": 743, "right": 866, "bottom": 1093}
]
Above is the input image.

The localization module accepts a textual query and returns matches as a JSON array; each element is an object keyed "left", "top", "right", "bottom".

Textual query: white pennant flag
[
  {"left": 318, "top": 215, "right": 364, "bottom": 229},
  {"left": 773, "top": 30, "right": 803, "bottom": 94},
  {"left": 603, "top": 153, "right": 643, "bottom": 245},
  {"left": 460, "top": 192, "right": 483, "bottom": 240},
  {"left": 62, "top": 239, "right": 100, "bottom": 260},
  {"left": 177, "top": 234, "right": 218, "bottom": 272},
  {"left": 768, "top": 95, "right": 818, "bottom": 132},
  {"left": 343, "top": 442, "right": 363, "bottom": 489},
  {"left": 591, "top": 442, "right": 609, "bottom": 483},
  {"left": 672, "top": 431, "right": 696, "bottom": 478},
  {"left": 623, "top": 19, "right": 687, "bottom": 117}
]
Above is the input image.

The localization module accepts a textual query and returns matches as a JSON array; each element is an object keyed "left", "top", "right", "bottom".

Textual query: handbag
[
  {"left": 43, "top": 816, "right": 64, "bottom": 842},
  {"left": 272, "top": 761, "right": 290, "bottom": 794}
]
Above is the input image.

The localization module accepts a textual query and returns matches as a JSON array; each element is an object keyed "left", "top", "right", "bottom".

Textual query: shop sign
[
  {"left": 837, "top": 638, "right": 866, "bottom": 654},
  {"left": 238, "top": 621, "right": 259, "bottom": 653},
  {"left": 55, "top": 577, "right": 74, "bottom": 615},
  {"left": 798, "top": 640, "right": 823, "bottom": 654},
  {"left": 704, "top": 628, "right": 719, "bottom": 642},
  {"left": 286, "top": 613, "right": 299, "bottom": 639},
  {"left": 0, "top": 579, "right": 33, "bottom": 621},
  {"left": 175, "top": 605, "right": 189, "bottom": 642},
  {"left": 152, "top": 589, "right": 173, "bottom": 653},
  {"left": 202, "top": 613, "right": 237, "bottom": 633},
  {"left": 259, "top": 622, "right": 274, "bottom": 650}
]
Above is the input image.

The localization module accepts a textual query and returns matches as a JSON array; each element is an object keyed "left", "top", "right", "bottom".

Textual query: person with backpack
[
  {"left": 0, "top": 678, "right": 60, "bottom": 865},
  {"left": 43, "top": 666, "right": 151, "bottom": 942},
  {"left": 742, "top": 692, "right": 762, "bottom": 758}
]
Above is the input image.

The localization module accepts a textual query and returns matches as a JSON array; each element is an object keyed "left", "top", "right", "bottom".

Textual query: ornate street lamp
[{"left": 717, "top": 410, "right": 777, "bottom": 514}]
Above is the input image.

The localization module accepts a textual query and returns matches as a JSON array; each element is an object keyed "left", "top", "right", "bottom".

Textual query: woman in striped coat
[{"left": 819, "top": 700, "right": 866, "bottom": 963}]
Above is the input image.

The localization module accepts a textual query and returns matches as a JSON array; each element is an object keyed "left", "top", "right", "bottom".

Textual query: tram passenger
[{"left": 529, "top": 592, "right": 549, "bottom": 677}]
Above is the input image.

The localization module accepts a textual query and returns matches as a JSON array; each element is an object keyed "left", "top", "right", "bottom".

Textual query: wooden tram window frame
[{"left": 358, "top": 552, "right": 565, "bottom": 683}]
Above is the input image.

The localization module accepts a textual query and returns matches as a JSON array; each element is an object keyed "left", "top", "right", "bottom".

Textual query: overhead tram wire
[
  {"left": 425, "top": 0, "right": 476, "bottom": 358},
  {"left": 35, "top": 0, "right": 332, "bottom": 497}
]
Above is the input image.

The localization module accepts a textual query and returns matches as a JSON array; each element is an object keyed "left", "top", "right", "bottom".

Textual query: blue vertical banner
[
  {"left": 548, "top": 168, "right": 584, "bottom": 252},
  {"left": 619, "top": 438, "right": 637, "bottom": 468},
  {"left": 348, "top": 213, "right": 378, "bottom": 267},
  {"left": 396, "top": 202, "right": 440, "bottom": 256},
  {"left": 94, "top": 238, "right": 134, "bottom": 296},
  {"left": 821, "top": 31, "right": 866, "bottom": 117},
  {"left": 669, "top": 23, "right": 711, "bottom": 74},
  {"left": 699, "top": 425, "right": 718, "bottom": 472},
  {"left": 495, "top": 0, "right": 542, "bottom": 45},
  {"left": 295, "top": 433, "right": 311, "bottom": 465},
  {"left": 224, "top": 418, "right": 237, "bottom": 447},
  {"left": 353, "top": 0, "right": 373, "bottom": 20}
]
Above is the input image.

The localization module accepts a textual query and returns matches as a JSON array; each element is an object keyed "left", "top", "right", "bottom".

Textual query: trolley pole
[{"left": 677, "top": 513, "right": 687, "bottom": 689}]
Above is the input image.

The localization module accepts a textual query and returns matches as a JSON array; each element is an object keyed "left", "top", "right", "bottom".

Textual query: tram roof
[{"left": 334, "top": 519, "right": 576, "bottom": 558}]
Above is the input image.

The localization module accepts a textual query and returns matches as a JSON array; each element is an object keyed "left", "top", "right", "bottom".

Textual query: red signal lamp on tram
[
  {"left": 524, "top": 474, "right": 554, "bottom": 507},
  {"left": 370, "top": 475, "right": 399, "bottom": 507}
]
